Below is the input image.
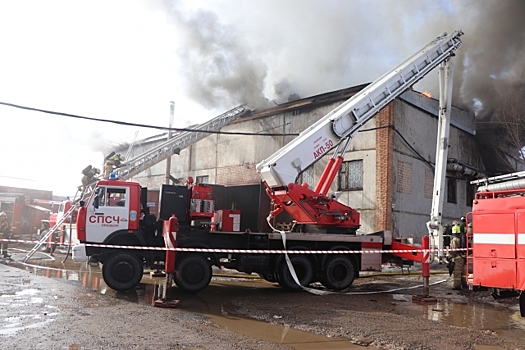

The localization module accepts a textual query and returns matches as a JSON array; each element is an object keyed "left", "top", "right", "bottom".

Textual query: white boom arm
[
  {"left": 256, "top": 31, "right": 463, "bottom": 188},
  {"left": 115, "top": 104, "right": 250, "bottom": 180},
  {"left": 427, "top": 58, "right": 455, "bottom": 262}
]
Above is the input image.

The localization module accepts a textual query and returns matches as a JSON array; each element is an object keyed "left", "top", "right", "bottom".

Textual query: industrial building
[{"left": 125, "top": 84, "right": 484, "bottom": 239}]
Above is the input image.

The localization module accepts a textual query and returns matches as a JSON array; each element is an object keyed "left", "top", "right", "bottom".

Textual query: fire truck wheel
[
  {"left": 277, "top": 255, "right": 314, "bottom": 291},
  {"left": 174, "top": 255, "right": 212, "bottom": 293},
  {"left": 320, "top": 255, "right": 355, "bottom": 290},
  {"left": 39, "top": 230, "right": 50, "bottom": 253},
  {"left": 102, "top": 252, "right": 144, "bottom": 292}
]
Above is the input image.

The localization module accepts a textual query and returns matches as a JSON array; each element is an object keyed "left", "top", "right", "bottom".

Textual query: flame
[{"left": 421, "top": 91, "right": 432, "bottom": 98}]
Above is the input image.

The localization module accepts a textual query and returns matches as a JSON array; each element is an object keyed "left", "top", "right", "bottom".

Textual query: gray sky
[{"left": 1, "top": 0, "right": 523, "bottom": 196}]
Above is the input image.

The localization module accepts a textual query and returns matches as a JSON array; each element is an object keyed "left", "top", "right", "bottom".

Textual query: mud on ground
[
  {"left": 0, "top": 262, "right": 289, "bottom": 350},
  {"left": 1, "top": 250, "right": 524, "bottom": 350},
  {"left": 228, "top": 271, "right": 523, "bottom": 350}
]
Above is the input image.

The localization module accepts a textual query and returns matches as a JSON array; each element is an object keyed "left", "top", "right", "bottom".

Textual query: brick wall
[
  {"left": 132, "top": 175, "right": 165, "bottom": 190},
  {"left": 216, "top": 164, "right": 260, "bottom": 185},
  {"left": 375, "top": 103, "right": 395, "bottom": 231},
  {"left": 396, "top": 161, "right": 412, "bottom": 194}
]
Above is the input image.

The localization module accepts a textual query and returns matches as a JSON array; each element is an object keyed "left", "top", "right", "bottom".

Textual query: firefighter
[
  {"left": 449, "top": 220, "right": 466, "bottom": 290},
  {"left": 104, "top": 152, "right": 125, "bottom": 178},
  {"left": 80, "top": 166, "right": 100, "bottom": 193},
  {"left": 460, "top": 216, "right": 466, "bottom": 234},
  {"left": 0, "top": 211, "right": 12, "bottom": 259}
]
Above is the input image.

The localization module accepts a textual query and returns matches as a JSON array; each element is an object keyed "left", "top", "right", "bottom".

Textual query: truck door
[{"left": 85, "top": 186, "right": 130, "bottom": 243}]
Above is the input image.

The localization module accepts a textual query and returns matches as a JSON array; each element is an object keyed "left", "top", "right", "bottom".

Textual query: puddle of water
[
  {"left": 16, "top": 254, "right": 374, "bottom": 349},
  {"left": 13, "top": 247, "right": 525, "bottom": 349},
  {"left": 136, "top": 281, "right": 378, "bottom": 350},
  {"left": 207, "top": 313, "right": 371, "bottom": 350},
  {"left": 392, "top": 294, "right": 525, "bottom": 346}
]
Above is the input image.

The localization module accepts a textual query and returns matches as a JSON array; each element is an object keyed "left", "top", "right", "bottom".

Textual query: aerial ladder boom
[
  {"left": 115, "top": 104, "right": 250, "bottom": 180},
  {"left": 22, "top": 105, "right": 251, "bottom": 262},
  {"left": 257, "top": 31, "right": 463, "bottom": 188},
  {"left": 256, "top": 30, "right": 463, "bottom": 229}
]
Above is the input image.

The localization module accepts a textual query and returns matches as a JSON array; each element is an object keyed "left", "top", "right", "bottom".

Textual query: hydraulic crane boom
[
  {"left": 256, "top": 31, "right": 463, "bottom": 230},
  {"left": 257, "top": 31, "right": 463, "bottom": 188}
]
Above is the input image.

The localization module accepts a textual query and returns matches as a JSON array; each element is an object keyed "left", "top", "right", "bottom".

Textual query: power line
[
  {"left": 0, "top": 175, "right": 36, "bottom": 182},
  {"left": 0, "top": 101, "right": 299, "bottom": 137}
]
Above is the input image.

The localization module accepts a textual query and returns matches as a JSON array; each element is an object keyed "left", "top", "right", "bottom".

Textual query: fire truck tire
[
  {"left": 102, "top": 252, "right": 144, "bottom": 292},
  {"left": 520, "top": 292, "right": 525, "bottom": 317},
  {"left": 39, "top": 230, "right": 50, "bottom": 253},
  {"left": 277, "top": 255, "right": 314, "bottom": 290},
  {"left": 320, "top": 255, "right": 355, "bottom": 290},
  {"left": 174, "top": 255, "right": 212, "bottom": 293}
]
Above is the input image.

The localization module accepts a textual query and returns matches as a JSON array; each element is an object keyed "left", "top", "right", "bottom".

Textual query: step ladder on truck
[
  {"left": 21, "top": 105, "right": 251, "bottom": 263},
  {"left": 468, "top": 171, "right": 525, "bottom": 316},
  {"left": 69, "top": 30, "right": 464, "bottom": 295}
]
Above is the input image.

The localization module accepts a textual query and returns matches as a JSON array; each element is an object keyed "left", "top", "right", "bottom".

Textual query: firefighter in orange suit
[
  {"left": 0, "top": 212, "right": 12, "bottom": 259},
  {"left": 449, "top": 220, "right": 466, "bottom": 290}
]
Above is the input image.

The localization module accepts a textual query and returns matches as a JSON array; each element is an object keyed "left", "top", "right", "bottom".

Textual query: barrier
[{"left": 0, "top": 237, "right": 467, "bottom": 255}]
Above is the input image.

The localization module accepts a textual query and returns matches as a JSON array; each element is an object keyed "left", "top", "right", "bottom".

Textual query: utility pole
[{"left": 165, "top": 101, "right": 175, "bottom": 184}]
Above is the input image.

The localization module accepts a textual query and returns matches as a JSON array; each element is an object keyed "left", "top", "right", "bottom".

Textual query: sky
[{"left": 0, "top": 0, "right": 524, "bottom": 197}]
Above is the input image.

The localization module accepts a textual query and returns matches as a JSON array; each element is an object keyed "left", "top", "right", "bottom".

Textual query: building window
[
  {"left": 466, "top": 183, "right": 476, "bottom": 207},
  {"left": 424, "top": 169, "right": 434, "bottom": 198},
  {"left": 297, "top": 167, "right": 314, "bottom": 189},
  {"left": 396, "top": 161, "right": 412, "bottom": 195},
  {"left": 447, "top": 177, "right": 457, "bottom": 203},
  {"left": 339, "top": 160, "right": 363, "bottom": 191},
  {"left": 196, "top": 175, "right": 209, "bottom": 184}
]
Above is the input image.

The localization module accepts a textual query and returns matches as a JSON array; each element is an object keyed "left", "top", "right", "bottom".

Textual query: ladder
[
  {"left": 21, "top": 186, "right": 96, "bottom": 262},
  {"left": 124, "top": 130, "right": 140, "bottom": 163},
  {"left": 471, "top": 170, "right": 525, "bottom": 192},
  {"left": 115, "top": 104, "right": 250, "bottom": 180},
  {"left": 257, "top": 30, "right": 464, "bottom": 188},
  {"left": 21, "top": 105, "right": 250, "bottom": 262},
  {"left": 21, "top": 204, "right": 77, "bottom": 262}
]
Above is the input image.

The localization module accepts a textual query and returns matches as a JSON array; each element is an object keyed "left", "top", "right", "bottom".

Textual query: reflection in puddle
[
  {"left": 17, "top": 254, "right": 372, "bottom": 349},
  {"left": 392, "top": 294, "right": 525, "bottom": 346},
  {"left": 14, "top": 249, "right": 525, "bottom": 349},
  {"left": 0, "top": 285, "right": 58, "bottom": 336}
]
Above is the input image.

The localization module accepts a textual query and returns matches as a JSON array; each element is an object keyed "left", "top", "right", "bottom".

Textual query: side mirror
[{"left": 79, "top": 200, "right": 85, "bottom": 208}]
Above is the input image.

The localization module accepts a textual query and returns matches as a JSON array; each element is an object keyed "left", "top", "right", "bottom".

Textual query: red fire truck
[
  {"left": 69, "top": 31, "right": 463, "bottom": 294},
  {"left": 468, "top": 172, "right": 525, "bottom": 316},
  {"left": 39, "top": 199, "right": 78, "bottom": 253},
  {"left": 0, "top": 193, "right": 54, "bottom": 238}
]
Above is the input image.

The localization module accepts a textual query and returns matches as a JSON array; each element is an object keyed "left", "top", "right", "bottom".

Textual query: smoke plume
[
  {"left": 164, "top": 1, "right": 524, "bottom": 116},
  {"left": 161, "top": 1, "right": 525, "bottom": 171}
]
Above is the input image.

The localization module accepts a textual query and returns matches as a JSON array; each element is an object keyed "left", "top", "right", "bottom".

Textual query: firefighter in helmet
[
  {"left": 104, "top": 152, "right": 125, "bottom": 178},
  {"left": 449, "top": 220, "right": 467, "bottom": 290},
  {"left": 0, "top": 211, "right": 12, "bottom": 259},
  {"left": 80, "top": 166, "right": 101, "bottom": 194}
]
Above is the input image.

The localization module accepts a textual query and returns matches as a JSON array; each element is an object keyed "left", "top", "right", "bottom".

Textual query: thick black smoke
[{"left": 161, "top": 1, "right": 525, "bottom": 171}]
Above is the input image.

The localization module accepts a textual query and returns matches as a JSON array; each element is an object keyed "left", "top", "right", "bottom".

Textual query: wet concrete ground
[{"left": 2, "top": 243, "right": 525, "bottom": 349}]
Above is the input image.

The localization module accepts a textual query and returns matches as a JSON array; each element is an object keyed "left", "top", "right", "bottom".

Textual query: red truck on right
[{"left": 468, "top": 171, "right": 525, "bottom": 316}]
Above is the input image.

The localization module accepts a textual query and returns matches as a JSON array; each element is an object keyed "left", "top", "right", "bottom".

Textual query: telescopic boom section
[{"left": 256, "top": 31, "right": 463, "bottom": 229}]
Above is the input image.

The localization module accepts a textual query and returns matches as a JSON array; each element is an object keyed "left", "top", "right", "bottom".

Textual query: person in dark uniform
[
  {"left": 449, "top": 220, "right": 466, "bottom": 290},
  {"left": 0, "top": 211, "right": 12, "bottom": 259}
]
